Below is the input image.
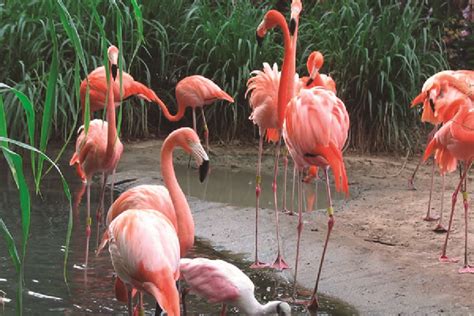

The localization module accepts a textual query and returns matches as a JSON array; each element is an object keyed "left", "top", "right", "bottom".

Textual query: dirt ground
[{"left": 114, "top": 138, "right": 474, "bottom": 315}]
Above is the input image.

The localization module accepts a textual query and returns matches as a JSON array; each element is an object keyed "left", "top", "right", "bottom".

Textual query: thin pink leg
[
  {"left": 423, "top": 161, "right": 439, "bottom": 221},
  {"left": 307, "top": 168, "right": 335, "bottom": 311},
  {"left": 459, "top": 162, "right": 474, "bottom": 273},
  {"left": 187, "top": 108, "right": 198, "bottom": 168},
  {"left": 292, "top": 170, "right": 303, "bottom": 298},
  {"left": 250, "top": 133, "right": 269, "bottom": 269},
  {"left": 439, "top": 164, "right": 467, "bottom": 263},
  {"left": 433, "top": 173, "right": 447, "bottom": 233},
  {"left": 127, "top": 288, "right": 133, "bottom": 316},
  {"left": 288, "top": 165, "right": 296, "bottom": 216},
  {"left": 85, "top": 182, "right": 91, "bottom": 268},
  {"left": 271, "top": 138, "right": 289, "bottom": 270},
  {"left": 201, "top": 107, "right": 209, "bottom": 152},
  {"left": 282, "top": 148, "right": 289, "bottom": 213},
  {"left": 220, "top": 304, "right": 227, "bottom": 316}
]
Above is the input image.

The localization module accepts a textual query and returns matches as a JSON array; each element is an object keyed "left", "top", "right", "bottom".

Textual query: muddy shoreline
[{"left": 112, "top": 139, "right": 474, "bottom": 315}]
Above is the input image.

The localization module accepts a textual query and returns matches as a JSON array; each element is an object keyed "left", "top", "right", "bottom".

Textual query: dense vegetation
[{"left": 0, "top": 0, "right": 462, "bottom": 152}]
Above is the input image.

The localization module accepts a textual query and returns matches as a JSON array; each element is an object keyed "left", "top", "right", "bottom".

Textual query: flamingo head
[
  {"left": 107, "top": 45, "right": 119, "bottom": 81},
  {"left": 290, "top": 0, "right": 302, "bottom": 36},
  {"left": 256, "top": 10, "right": 285, "bottom": 47},
  {"left": 276, "top": 302, "right": 291, "bottom": 315},
  {"left": 170, "top": 127, "right": 209, "bottom": 182},
  {"left": 306, "top": 51, "right": 324, "bottom": 87}
]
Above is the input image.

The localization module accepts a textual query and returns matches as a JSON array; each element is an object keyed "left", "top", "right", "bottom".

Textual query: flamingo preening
[
  {"left": 179, "top": 257, "right": 291, "bottom": 315},
  {"left": 70, "top": 45, "right": 124, "bottom": 266}
]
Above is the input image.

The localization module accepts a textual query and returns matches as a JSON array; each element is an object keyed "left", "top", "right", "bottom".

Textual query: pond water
[{"left": 0, "top": 159, "right": 356, "bottom": 315}]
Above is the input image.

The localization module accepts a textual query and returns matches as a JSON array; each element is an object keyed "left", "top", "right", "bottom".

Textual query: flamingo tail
[
  {"left": 314, "top": 143, "right": 349, "bottom": 196},
  {"left": 265, "top": 128, "right": 280, "bottom": 143},
  {"left": 143, "top": 273, "right": 180, "bottom": 316}
]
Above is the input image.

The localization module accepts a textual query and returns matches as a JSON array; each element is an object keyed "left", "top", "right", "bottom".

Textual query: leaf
[{"left": 0, "top": 218, "right": 21, "bottom": 273}]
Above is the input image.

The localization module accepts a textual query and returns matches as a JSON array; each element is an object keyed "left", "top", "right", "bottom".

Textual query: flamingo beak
[
  {"left": 190, "top": 142, "right": 210, "bottom": 182},
  {"left": 256, "top": 31, "right": 264, "bottom": 47},
  {"left": 306, "top": 77, "right": 314, "bottom": 87},
  {"left": 111, "top": 64, "right": 118, "bottom": 81},
  {"left": 289, "top": 18, "right": 296, "bottom": 36}
]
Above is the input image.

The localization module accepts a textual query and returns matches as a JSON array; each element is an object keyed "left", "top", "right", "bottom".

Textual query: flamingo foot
[
  {"left": 407, "top": 179, "right": 416, "bottom": 191},
  {"left": 423, "top": 214, "right": 440, "bottom": 222},
  {"left": 439, "top": 255, "right": 460, "bottom": 263},
  {"left": 271, "top": 255, "right": 289, "bottom": 270},
  {"left": 306, "top": 295, "right": 319, "bottom": 312},
  {"left": 249, "top": 261, "right": 270, "bottom": 269},
  {"left": 458, "top": 265, "right": 474, "bottom": 274},
  {"left": 432, "top": 223, "right": 448, "bottom": 233},
  {"left": 282, "top": 208, "right": 295, "bottom": 216}
]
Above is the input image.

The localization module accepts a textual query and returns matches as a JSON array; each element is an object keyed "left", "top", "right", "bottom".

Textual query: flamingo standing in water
[
  {"left": 410, "top": 71, "right": 474, "bottom": 231},
  {"left": 98, "top": 127, "right": 209, "bottom": 312},
  {"left": 179, "top": 257, "right": 292, "bottom": 315},
  {"left": 107, "top": 209, "right": 181, "bottom": 315},
  {"left": 70, "top": 45, "right": 124, "bottom": 265},
  {"left": 153, "top": 75, "right": 234, "bottom": 151},
  {"left": 423, "top": 97, "right": 474, "bottom": 274},
  {"left": 246, "top": 50, "right": 335, "bottom": 268},
  {"left": 283, "top": 87, "right": 349, "bottom": 309}
]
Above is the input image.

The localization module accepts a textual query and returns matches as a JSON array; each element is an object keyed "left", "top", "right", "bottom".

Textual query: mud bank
[{"left": 113, "top": 139, "right": 474, "bottom": 315}]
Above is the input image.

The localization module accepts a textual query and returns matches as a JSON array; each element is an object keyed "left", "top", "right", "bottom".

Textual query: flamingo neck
[
  {"left": 105, "top": 63, "right": 118, "bottom": 164},
  {"left": 241, "top": 298, "right": 283, "bottom": 315},
  {"left": 265, "top": 11, "right": 295, "bottom": 129},
  {"left": 154, "top": 96, "right": 187, "bottom": 122},
  {"left": 161, "top": 137, "right": 194, "bottom": 255}
]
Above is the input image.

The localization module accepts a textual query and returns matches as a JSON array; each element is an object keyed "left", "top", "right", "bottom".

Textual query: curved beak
[
  {"left": 111, "top": 64, "right": 118, "bottom": 82},
  {"left": 289, "top": 18, "right": 296, "bottom": 36},
  {"left": 190, "top": 142, "right": 210, "bottom": 182}
]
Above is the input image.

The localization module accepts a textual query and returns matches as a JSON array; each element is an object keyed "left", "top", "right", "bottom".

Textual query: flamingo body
[
  {"left": 108, "top": 209, "right": 180, "bottom": 315},
  {"left": 180, "top": 258, "right": 291, "bottom": 315}
]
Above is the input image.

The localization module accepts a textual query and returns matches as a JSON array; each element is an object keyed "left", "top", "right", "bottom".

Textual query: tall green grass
[{"left": 0, "top": 0, "right": 450, "bottom": 152}]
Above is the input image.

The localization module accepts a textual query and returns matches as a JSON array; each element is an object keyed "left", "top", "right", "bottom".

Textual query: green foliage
[{"left": 0, "top": 0, "right": 450, "bottom": 153}]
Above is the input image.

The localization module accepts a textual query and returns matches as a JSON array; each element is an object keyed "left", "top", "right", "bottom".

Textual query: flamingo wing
[{"left": 176, "top": 75, "right": 234, "bottom": 109}]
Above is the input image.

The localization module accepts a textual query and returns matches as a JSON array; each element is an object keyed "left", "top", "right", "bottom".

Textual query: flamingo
[
  {"left": 107, "top": 209, "right": 181, "bottom": 315},
  {"left": 152, "top": 75, "right": 234, "bottom": 151},
  {"left": 179, "top": 257, "right": 292, "bottom": 315},
  {"left": 246, "top": 50, "right": 334, "bottom": 268},
  {"left": 69, "top": 45, "right": 124, "bottom": 265},
  {"left": 283, "top": 87, "right": 349, "bottom": 310},
  {"left": 423, "top": 98, "right": 474, "bottom": 274},
  {"left": 410, "top": 71, "right": 474, "bottom": 231},
  {"left": 98, "top": 127, "right": 209, "bottom": 312}
]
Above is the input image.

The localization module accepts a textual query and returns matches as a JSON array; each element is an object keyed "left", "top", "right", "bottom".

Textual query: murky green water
[{"left": 0, "top": 159, "right": 356, "bottom": 315}]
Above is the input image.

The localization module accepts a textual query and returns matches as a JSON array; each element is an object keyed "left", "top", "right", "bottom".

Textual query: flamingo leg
[
  {"left": 289, "top": 165, "right": 296, "bottom": 216},
  {"left": 423, "top": 160, "right": 440, "bottom": 221},
  {"left": 408, "top": 126, "right": 438, "bottom": 190},
  {"left": 96, "top": 173, "right": 108, "bottom": 225},
  {"left": 250, "top": 132, "right": 269, "bottom": 269},
  {"left": 110, "top": 169, "right": 116, "bottom": 205},
  {"left": 181, "top": 288, "right": 189, "bottom": 315},
  {"left": 271, "top": 137, "right": 289, "bottom": 270},
  {"left": 127, "top": 288, "right": 133, "bottom": 316},
  {"left": 188, "top": 108, "right": 198, "bottom": 168},
  {"left": 439, "top": 164, "right": 468, "bottom": 263},
  {"left": 138, "top": 292, "right": 144, "bottom": 316},
  {"left": 85, "top": 182, "right": 91, "bottom": 268},
  {"left": 220, "top": 303, "right": 227, "bottom": 316},
  {"left": 307, "top": 167, "right": 335, "bottom": 311},
  {"left": 282, "top": 147, "right": 289, "bottom": 213},
  {"left": 459, "top": 162, "right": 474, "bottom": 273},
  {"left": 292, "top": 170, "right": 303, "bottom": 298},
  {"left": 433, "top": 173, "right": 448, "bottom": 233},
  {"left": 201, "top": 107, "right": 209, "bottom": 152}
]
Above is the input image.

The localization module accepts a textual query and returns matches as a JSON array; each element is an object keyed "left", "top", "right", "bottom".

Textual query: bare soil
[{"left": 114, "top": 139, "right": 474, "bottom": 315}]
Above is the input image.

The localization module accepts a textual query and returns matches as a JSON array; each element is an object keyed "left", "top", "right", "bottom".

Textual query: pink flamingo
[
  {"left": 423, "top": 97, "right": 474, "bottom": 273},
  {"left": 179, "top": 257, "right": 291, "bottom": 315},
  {"left": 246, "top": 51, "right": 334, "bottom": 268},
  {"left": 107, "top": 209, "right": 181, "bottom": 315},
  {"left": 98, "top": 127, "right": 209, "bottom": 312},
  {"left": 69, "top": 45, "right": 124, "bottom": 265},
  {"left": 410, "top": 71, "right": 474, "bottom": 231},
  {"left": 283, "top": 87, "right": 349, "bottom": 309},
  {"left": 152, "top": 75, "right": 234, "bottom": 151}
]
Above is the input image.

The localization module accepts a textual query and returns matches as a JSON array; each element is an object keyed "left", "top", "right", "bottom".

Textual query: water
[
  {"left": 175, "top": 165, "right": 346, "bottom": 212},
  {"left": 0, "top": 159, "right": 355, "bottom": 315}
]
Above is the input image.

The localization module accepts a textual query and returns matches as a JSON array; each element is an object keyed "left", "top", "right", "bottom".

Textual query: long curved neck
[
  {"left": 161, "top": 137, "right": 194, "bottom": 255},
  {"left": 265, "top": 11, "right": 295, "bottom": 129},
  {"left": 105, "top": 63, "right": 117, "bottom": 163},
  {"left": 154, "top": 96, "right": 186, "bottom": 122}
]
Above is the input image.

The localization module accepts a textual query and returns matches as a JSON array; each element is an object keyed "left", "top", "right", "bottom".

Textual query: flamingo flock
[{"left": 65, "top": 1, "right": 474, "bottom": 315}]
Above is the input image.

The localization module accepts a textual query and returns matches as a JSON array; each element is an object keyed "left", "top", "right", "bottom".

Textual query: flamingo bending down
[
  {"left": 179, "top": 257, "right": 291, "bottom": 315},
  {"left": 107, "top": 209, "right": 181, "bottom": 315},
  {"left": 98, "top": 127, "right": 209, "bottom": 310},
  {"left": 410, "top": 71, "right": 474, "bottom": 230},
  {"left": 69, "top": 45, "right": 123, "bottom": 265},
  {"left": 153, "top": 75, "right": 234, "bottom": 151},
  {"left": 423, "top": 100, "right": 474, "bottom": 273},
  {"left": 283, "top": 87, "right": 349, "bottom": 309}
]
